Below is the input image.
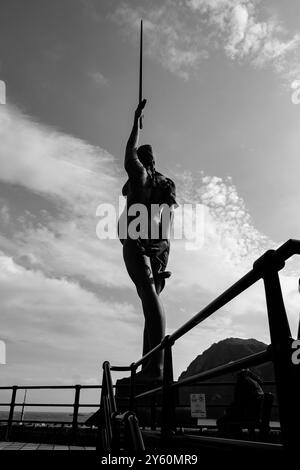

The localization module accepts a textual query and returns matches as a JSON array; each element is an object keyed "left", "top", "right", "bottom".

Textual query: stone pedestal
[{"left": 115, "top": 377, "right": 163, "bottom": 428}]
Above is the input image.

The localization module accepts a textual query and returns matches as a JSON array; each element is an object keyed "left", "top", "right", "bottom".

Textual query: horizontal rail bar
[
  {"left": 10, "top": 403, "right": 75, "bottom": 407},
  {"left": 0, "top": 385, "right": 102, "bottom": 390},
  {"left": 111, "top": 239, "right": 300, "bottom": 373},
  {"left": 0, "top": 381, "right": 276, "bottom": 397},
  {"left": 110, "top": 366, "right": 132, "bottom": 372},
  {"left": 275, "top": 238, "right": 300, "bottom": 260},
  {"left": 133, "top": 342, "right": 165, "bottom": 369},
  {"left": 169, "top": 270, "right": 261, "bottom": 344},
  {"left": 133, "top": 349, "right": 271, "bottom": 400},
  {"left": 116, "top": 264, "right": 262, "bottom": 372},
  {"left": 135, "top": 348, "right": 271, "bottom": 398},
  {"left": 169, "top": 240, "right": 300, "bottom": 345},
  {"left": 134, "top": 381, "right": 277, "bottom": 393},
  {"left": 171, "top": 349, "right": 271, "bottom": 390},
  {"left": 163, "top": 381, "right": 276, "bottom": 387},
  {"left": 135, "top": 385, "right": 163, "bottom": 400},
  {"left": 2, "top": 421, "right": 82, "bottom": 425},
  {"left": 0, "top": 403, "right": 101, "bottom": 408}
]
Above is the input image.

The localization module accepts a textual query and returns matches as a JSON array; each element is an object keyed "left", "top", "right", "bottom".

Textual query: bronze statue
[{"left": 118, "top": 99, "right": 177, "bottom": 382}]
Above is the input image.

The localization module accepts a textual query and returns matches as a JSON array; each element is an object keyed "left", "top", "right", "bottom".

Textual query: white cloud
[
  {"left": 0, "top": 251, "right": 142, "bottom": 384},
  {"left": 113, "top": 1, "right": 300, "bottom": 82},
  {"left": 0, "top": 203, "right": 10, "bottom": 224},
  {"left": 253, "top": 34, "right": 300, "bottom": 69},
  {"left": 225, "top": 4, "right": 249, "bottom": 57},
  {"left": 112, "top": 2, "right": 208, "bottom": 80},
  {"left": 186, "top": 0, "right": 300, "bottom": 78},
  {"left": 0, "top": 105, "right": 118, "bottom": 206},
  {"left": 88, "top": 71, "right": 109, "bottom": 86},
  {"left": 0, "top": 104, "right": 127, "bottom": 288}
]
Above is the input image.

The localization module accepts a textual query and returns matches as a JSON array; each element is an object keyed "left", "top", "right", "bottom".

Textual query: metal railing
[
  {"left": 97, "top": 361, "right": 144, "bottom": 452},
  {"left": 101, "top": 239, "right": 300, "bottom": 452},
  {"left": 0, "top": 384, "right": 102, "bottom": 442}
]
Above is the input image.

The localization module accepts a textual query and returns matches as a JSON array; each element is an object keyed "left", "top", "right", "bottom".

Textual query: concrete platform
[{"left": 0, "top": 441, "right": 95, "bottom": 451}]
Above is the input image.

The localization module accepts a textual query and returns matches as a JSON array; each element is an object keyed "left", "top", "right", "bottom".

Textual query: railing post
[
  {"left": 6, "top": 386, "right": 17, "bottom": 441},
  {"left": 97, "top": 361, "right": 118, "bottom": 453},
  {"left": 72, "top": 384, "right": 81, "bottom": 443},
  {"left": 161, "top": 336, "right": 175, "bottom": 445},
  {"left": 97, "top": 369, "right": 107, "bottom": 453},
  {"left": 150, "top": 394, "right": 156, "bottom": 431},
  {"left": 259, "top": 253, "right": 300, "bottom": 451},
  {"left": 129, "top": 363, "right": 136, "bottom": 412},
  {"left": 126, "top": 412, "right": 145, "bottom": 451}
]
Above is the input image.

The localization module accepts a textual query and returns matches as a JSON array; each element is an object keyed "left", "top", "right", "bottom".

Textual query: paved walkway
[{"left": 0, "top": 441, "right": 95, "bottom": 450}]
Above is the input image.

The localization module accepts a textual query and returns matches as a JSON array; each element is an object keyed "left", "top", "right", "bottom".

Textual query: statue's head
[{"left": 137, "top": 144, "right": 155, "bottom": 170}]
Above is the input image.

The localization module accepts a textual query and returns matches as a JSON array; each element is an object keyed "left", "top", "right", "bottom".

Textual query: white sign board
[{"left": 190, "top": 393, "right": 206, "bottom": 418}]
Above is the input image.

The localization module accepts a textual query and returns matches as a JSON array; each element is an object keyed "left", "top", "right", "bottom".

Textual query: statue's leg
[
  {"left": 136, "top": 283, "right": 165, "bottom": 378},
  {"left": 141, "top": 256, "right": 164, "bottom": 370},
  {"left": 142, "top": 323, "right": 150, "bottom": 371},
  {"left": 123, "top": 240, "right": 165, "bottom": 379},
  {"left": 141, "top": 250, "right": 170, "bottom": 370}
]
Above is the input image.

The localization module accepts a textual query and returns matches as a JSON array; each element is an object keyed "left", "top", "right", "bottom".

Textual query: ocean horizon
[{"left": 0, "top": 410, "right": 93, "bottom": 424}]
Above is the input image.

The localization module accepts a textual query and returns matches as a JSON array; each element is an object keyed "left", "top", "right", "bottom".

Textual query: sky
[{"left": 1, "top": 0, "right": 300, "bottom": 406}]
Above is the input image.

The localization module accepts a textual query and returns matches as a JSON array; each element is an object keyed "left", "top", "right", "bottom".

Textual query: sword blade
[{"left": 139, "top": 19, "right": 143, "bottom": 129}]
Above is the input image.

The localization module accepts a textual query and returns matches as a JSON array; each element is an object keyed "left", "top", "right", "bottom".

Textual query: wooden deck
[{"left": 0, "top": 442, "right": 95, "bottom": 451}]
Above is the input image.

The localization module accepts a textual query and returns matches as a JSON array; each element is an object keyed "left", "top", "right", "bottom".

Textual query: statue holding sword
[{"left": 118, "top": 21, "right": 178, "bottom": 382}]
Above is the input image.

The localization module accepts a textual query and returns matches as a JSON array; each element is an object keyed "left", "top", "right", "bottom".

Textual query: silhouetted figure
[
  {"left": 118, "top": 100, "right": 177, "bottom": 382},
  {"left": 217, "top": 369, "right": 264, "bottom": 435}
]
